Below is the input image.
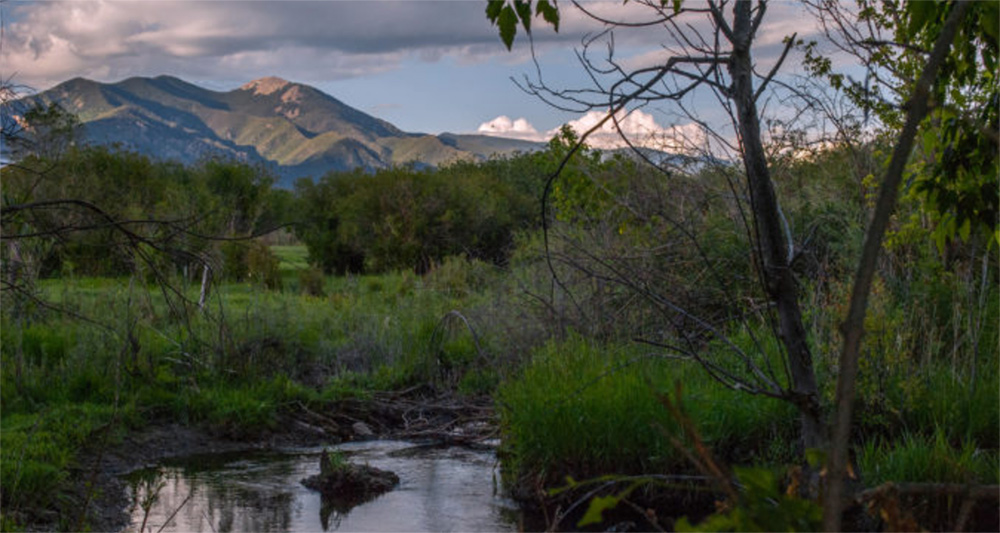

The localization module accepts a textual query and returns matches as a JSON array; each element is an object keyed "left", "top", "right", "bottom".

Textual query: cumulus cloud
[
  {"left": 478, "top": 109, "right": 705, "bottom": 154},
  {"left": 477, "top": 115, "right": 543, "bottom": 142}
]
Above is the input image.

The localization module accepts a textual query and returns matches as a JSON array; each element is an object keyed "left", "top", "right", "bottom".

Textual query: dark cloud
[{"left": 2, "top": 0, "right": 580, "bottom": 87}]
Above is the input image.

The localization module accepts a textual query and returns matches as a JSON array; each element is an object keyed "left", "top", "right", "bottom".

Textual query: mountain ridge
[{"left": 10, "top": 75, "right": 542, "bottom": 184}]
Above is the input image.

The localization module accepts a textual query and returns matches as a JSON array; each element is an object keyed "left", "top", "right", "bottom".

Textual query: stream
[{"left": 123, "top": 440, "right": 522, "bottom": 532}]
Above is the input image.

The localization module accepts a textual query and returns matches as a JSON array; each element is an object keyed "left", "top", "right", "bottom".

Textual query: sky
[{"left": 2, "top": 0, "right": 834, "bottom": 150}]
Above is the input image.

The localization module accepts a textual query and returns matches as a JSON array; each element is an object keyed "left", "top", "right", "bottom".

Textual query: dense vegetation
[{"left": 1, "top": 111, "right": 997, "bottom": 530}]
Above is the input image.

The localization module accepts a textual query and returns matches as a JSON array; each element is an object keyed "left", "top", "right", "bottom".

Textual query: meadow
[{"left": 1, "top": 141, "right": 997, "bottom": 531}]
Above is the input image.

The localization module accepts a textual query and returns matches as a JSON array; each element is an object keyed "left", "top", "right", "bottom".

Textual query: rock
[{"left": 352, "top": 421, "right": 375, "bottom": 438}]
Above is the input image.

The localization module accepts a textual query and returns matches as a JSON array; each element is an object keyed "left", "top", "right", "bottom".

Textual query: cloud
[
  {"left": 3, "top": 0, "right": 822, "bottom": 94},
  {"left": 564, "top": 109, "right": 706, "bottom": 152},
  {"left": 477, "top": 115, "right": 543, "bottom": 142},
  {"left": 1, "top": 0, "right": 598, "bottom": 90},
  {"left": 477, "top": 109, "right": 705, "bottom": 153}
]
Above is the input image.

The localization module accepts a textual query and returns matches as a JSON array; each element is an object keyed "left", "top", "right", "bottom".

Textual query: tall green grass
[
  {"left": 0, "top": 403, "right": 121, "bottom": 527},
  {"left": 497, "top": 335, "right": 798, "bottom": 487},
  {"left": 859, "top": 427, "right": 1000, "bottom": 486},
  {"left": 1, "top": 260, "right": 533, "bottom": 528}
]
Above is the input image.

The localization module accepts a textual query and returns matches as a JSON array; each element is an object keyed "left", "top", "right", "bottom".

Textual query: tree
[
  {"left": 803, "top": 0, "right": 998, "bottom": 250},
  {"left": 489, "top": 0, "right": 991, "bottom": 528},
  {"left": 489, "top": 0, "right": 827, "bottom": 450},
  {"left": 807, "top": 2, "right": 980, "bottom": 529}
]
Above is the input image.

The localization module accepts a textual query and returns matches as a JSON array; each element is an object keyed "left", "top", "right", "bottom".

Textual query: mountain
[{"left": 9, "top": 75, "right": 541, "bottom": 184}]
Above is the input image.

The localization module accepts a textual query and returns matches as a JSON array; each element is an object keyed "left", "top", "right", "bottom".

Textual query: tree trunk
[
  {"left": 822, "top": 3, "right": 971, "bottom": 529},
  {"left": 198, "top": 264, "right": 211, "bottom": 311},
  {"left": 728, "top": 0, "right": 824, "bottom": 450}
]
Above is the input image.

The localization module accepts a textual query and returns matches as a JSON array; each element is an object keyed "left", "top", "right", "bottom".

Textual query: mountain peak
[{"left": 240, "top": 76, "right": 292, "bottom": 96}]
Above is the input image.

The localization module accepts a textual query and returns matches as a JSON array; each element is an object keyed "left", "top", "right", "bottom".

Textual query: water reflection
[{"left": 124, "top": 441, "right": 520, "bottom": 533}]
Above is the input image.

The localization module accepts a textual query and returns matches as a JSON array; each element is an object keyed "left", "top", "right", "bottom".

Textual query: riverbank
[
  {"left": 3, "top": 243, "right": 998, "bottom": 531},
  {"left": 53, "top": 389, "right": 496, "bottom": 533}
]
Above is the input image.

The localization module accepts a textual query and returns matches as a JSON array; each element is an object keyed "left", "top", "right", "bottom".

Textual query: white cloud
[
  {"left": 477, "top": 109, "right": 705, "bottom": 154},
  {"left": 477, "top": 115, "right": 543, "bottom": 142},
  {"left": 563, "top": 109, "right": 706, "bottom": 152}
]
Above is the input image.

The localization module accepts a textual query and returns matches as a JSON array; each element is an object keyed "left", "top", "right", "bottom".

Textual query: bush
[
  {"left": 220, "top": 241, "right": 250, "bottom": 281},
  {"left": 299, "top": 267, "right": 327, "bottom": 297},
  {"left": 247, "top": 241, "right": 282, "bottom": 290}
]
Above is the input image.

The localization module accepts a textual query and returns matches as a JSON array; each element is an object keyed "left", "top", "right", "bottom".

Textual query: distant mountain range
[{"left": 8, "top": 75, "right": 542, "bottom": 184}]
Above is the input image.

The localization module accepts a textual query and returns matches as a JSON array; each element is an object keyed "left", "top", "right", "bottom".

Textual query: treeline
[
  {"left": 4, "top": 148, "right": 283, "bottom": 279},
  {"left": 293, "top": 154, "right": 551, "bottom": 274},
  {"left": 3, "top": 139, "right": 579, "bottom": 281}
]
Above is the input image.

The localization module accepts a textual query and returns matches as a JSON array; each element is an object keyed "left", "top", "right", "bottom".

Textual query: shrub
[
  {"left": 247, "top": 241, "right": 282, "bottom": 290},
  {"left": 299, "top": 267, "right": 327, "bottom": 297}
]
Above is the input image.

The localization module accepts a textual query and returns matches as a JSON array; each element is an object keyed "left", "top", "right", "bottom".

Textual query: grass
[
  {"left": 2, "top": 242, "right": 997, "bottom": 530},
  {"left": 497, "top": 335, "right": 798, "bottom": 487},
  {"left": 272, "top": 244, "right": 310, "bottom": 273},
  {"left": 498, "top": 312, "right": 998, "bottom": 504},
  {"left": 859, "top": 427, "right": 1000, "bottom": 486},
  {"left": 0, "top": 402, "right": 123, "bottom": 527},
  {"left": 1, "top": 262, "right": 522, "bottom": 529}
]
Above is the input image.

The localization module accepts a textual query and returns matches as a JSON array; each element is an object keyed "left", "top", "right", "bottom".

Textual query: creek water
[{"left": 123, "top": 440, "right": 522, "bottom": 532}]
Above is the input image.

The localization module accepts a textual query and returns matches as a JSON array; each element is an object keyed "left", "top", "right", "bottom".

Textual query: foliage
[
  {"left": 804, "top": 0, "right": 999, "bottom": 248},
  {"left": 674, "top": 467, "right": 822, "bottom": 532},
  {"left": 216, "top": 239, "right": 282, "bottom": 287},
  {"left": 293, "top": 152, "right": 547, "bottom": 274},
  {"left": 486, "top": 0, "right": 559, "bottom": 50},
  {"left": 858, "top": 427, "right": 999, "bottom": 486},
  {"left": 2, "top": 146, "right": 282, "bottom": 280},
  {"left": 298, "top": 266, "right": 327, "bottom": 297},
  {"left": 15, "top": 102, "right": 80, "bottom": 160}
]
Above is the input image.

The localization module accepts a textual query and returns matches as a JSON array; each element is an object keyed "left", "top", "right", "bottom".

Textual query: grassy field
[
  {"left": 1, "top": 243, "right": 997, "bottom": 530},
  {"left": 271, "top": 244, "right": 311, "bottom": 273}
]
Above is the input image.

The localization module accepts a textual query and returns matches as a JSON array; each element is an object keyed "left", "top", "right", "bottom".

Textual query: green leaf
[
  {"left": 959, "top": 218, "right": 972, "bottom": 241},
  {"left": 485, "top": 0, "right": 504, "bottom": 22},
  {"left": 498, "top": 4, "right": 518, "bottom": 50},
  {"left": 536, "top": 0, "right": 560, "bottom": 32},
  {"left": 906, "top": 1, "right": 935, "bottom": 37},
  {"left": 514, "top": 0, "right": 532, "bottom": 33},
  {"left": 980, "top": 2, "right": 1000, "bottom": 47},
  {"left": 672, "top": 0, "right": 683, "bottom": 15},
  {"left": 733, "top": 466, "right": 778, "bottom": 499},
  {"left": 675, "top": 513, "right": 737, "bottom": 532},
  {"left": 577, "top": 494, "right": 619, "bottom": 527}
]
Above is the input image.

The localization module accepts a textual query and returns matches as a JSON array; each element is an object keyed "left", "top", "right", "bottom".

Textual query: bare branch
[{"left": 754, "top": 32, "right": 796, "bottom": 102}]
